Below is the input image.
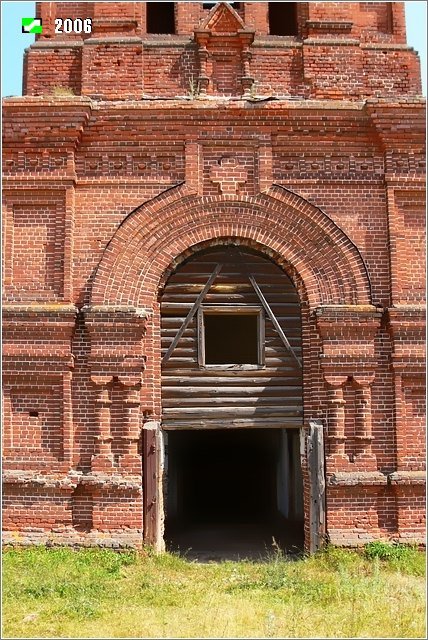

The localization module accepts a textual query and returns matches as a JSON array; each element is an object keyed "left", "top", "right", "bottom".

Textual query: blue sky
[{"left": 1, "top": 1, "right": 427, "bottom": 97}]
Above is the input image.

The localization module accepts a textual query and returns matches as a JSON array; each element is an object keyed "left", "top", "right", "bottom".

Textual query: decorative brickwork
[{"left": 2, "top": 2, "right": 425, "bottom": 551}]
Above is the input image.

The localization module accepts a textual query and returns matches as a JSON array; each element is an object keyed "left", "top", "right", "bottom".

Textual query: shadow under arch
[{"left": 158, "top": 235, "right": 310, "bottom": 307}]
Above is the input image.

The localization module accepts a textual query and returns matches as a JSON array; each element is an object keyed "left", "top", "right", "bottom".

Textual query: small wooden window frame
[{"left": 198, "top": 305, "right": 265, "bottom": 369}]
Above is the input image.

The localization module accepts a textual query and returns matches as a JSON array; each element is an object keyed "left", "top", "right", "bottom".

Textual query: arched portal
[
  {"left": 85, "top": 187, "right": 375, "bottom": 553},
  {"left": 161, "top": 245, "right": 304, "bottom": 558}
]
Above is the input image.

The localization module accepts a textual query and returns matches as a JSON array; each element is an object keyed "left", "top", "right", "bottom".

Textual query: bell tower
[
  {"left": 23, "top": 2, "right": 421, "bottom": 100},
  {"left": 3, "top": 3, "right": 426, "bottom": 551}
]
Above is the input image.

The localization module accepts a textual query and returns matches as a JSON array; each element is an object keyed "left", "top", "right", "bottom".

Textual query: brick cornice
[
  {"left": 2, "top": 304, "right": 78, "bottom": 370},
  {"left": 387, "top": 306, "right": 426, "bottom": 372},
  {"left": 2, "top": 470, "right": 142, "bottom": 492},
  {"left": 2, "top": 98, "right": 92, "bottom": 147},
  {"left": 82, "top": 305, "right": 149, "bottom": 380},
  {"left": 315, "top": 304, "right": 382, "bottom": 377},
  {"left": 364, "top": 100, "right": 426, "bottom": 147}
]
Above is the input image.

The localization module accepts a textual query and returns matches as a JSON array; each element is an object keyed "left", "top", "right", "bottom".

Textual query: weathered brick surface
[
  {"left": 2, "top": 2, "right": 425, "bottom": 550},
  {"left": 25, "top": 2, "right": 421, "bottom": 100}
]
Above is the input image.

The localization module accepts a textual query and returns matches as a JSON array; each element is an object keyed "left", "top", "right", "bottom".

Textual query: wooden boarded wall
[{"left": 161, "top": 247, "right": 302, "bottom": 429}]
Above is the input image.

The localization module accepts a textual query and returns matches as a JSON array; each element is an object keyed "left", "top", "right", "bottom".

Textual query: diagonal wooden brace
[
  {"left": 162, "top": 262, "right": 223, "bottom": 364},
  {"left": 248, "top": 274, "right": 303, "bottom": 370},
  {"left": 232, "top": 248, "right": 302, "bottom": 370}
]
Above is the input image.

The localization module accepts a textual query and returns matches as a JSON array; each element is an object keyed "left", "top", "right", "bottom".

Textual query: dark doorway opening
[
  {"left": 164, "top": 428, "right": 304, "bottom": 560},
  {"left": 268, "top": 2, "right": 298, "bottom": 36}
]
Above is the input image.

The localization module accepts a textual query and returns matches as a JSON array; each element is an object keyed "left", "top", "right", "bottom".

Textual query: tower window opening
[
  {"left": 203, "top": 2, "right": 241, "bottom": 10},
  {"left": 268, "top": 2, "right": 298, "bottom": 36},
  {"left": 146, "top": 2, "right": 176, "bottom": 34}
]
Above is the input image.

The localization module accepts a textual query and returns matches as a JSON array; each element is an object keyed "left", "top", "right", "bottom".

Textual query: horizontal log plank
[
  {"left": 162, "top": 406, "right": 303, "bottom": 417},
  {"left": 161, "top": 385, "right": 301, "bottom": 395},
  {"left": 162, "top": 357, "right": 302, "bottom": 368},
  {"left": 162, "top": 419, "right": 303, "bottom": 429},
  {"left": 161, "top": 370, "right": 302, "bottom": 380},
  {"left": 162, "top": 398, "right": 302, "bottom": 408},
  {"left": 160, "top": 348, "right": 301, "bottom": 360},
  {"left": 160, "top": 325, "right": 301, "bottom": 337}
]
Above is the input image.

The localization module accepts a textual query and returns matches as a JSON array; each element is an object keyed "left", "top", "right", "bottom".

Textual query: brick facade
[{"left": 2, "top": 2, "right": 425, "bottom": 550}]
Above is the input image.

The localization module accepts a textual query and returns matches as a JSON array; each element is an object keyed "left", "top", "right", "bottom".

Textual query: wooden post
[
  {"left": 155, "top": 427, "right": 166, "bottom": 553},
  {"left": 308, "top": 420, "right": 326, "bottom": 553},
  {"left": 143, "top": 421, "right": 160, "bottom": 546}
]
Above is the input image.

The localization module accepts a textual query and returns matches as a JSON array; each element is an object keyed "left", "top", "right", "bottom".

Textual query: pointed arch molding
[{"left": 90, "top": 185, "right": 372, "bottom": 309}]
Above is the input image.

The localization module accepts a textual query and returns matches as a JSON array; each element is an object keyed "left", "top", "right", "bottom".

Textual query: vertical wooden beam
[
  {"left": 155, "top": 427, "right": 166, "bottom": 553},
  {"left": 308, "top": 420, "right": 326, "bottom": 553},
  {"left": 143, "top": 421, "right": 159, "bottom": 545}
]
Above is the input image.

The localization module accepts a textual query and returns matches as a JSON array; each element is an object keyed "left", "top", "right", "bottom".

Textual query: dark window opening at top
[
  {"left": 203, "top": 2, "right": 241, "bottom": 10},
  {"left": 203, "top": 313, "right": 260, "bottom": 365},
  {"left": 146, "top": 2, "right": 176, "bottom": 34},
  {"left": 268, "top": 2, "right": 298, "bottom": 36},
  {"left": 385, "top": 3, "right": 394, "bottom": 34}
]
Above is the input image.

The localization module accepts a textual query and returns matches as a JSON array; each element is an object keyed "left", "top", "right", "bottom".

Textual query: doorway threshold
[{"left": 165, "top": 520, "right": 304, "bottom": 562}]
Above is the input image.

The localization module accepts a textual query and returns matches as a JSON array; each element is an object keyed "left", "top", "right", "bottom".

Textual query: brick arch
[{"left": 90, "top": 185, "right": 372, "bottom": 309}]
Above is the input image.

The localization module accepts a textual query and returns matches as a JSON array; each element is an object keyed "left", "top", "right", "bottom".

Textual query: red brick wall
[
  {"left": 82, "top": 43, "right": 143, "bottom": 100},
  {"left": 2, "top": 2, "right": 425, "bottom": 550},
  {"left": 3, "top": 487, "right": 73, "bottom": 532}
]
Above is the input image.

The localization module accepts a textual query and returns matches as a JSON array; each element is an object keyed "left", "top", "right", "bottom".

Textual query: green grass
[{"left": 2, "top": 544, "right": 426, "bottom": 638}]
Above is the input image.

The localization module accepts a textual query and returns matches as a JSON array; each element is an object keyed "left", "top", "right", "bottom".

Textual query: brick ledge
[
  {"left": 328, "top": 530, "right": 426, "bottom": 546},
  {"left": 388, "top": 471, "right": 426, "bottom": 486},
  {"left": 327, "top": 470, "right": 426, "bottom": 487},
  {"left": 2, "top": 471, "right": 142, "bottom": 492},
  {"left": 327, "top": 472, "right": 387, "bottom": 486},
  {"left": 2, "top": 303, "right": 78, "bottom": 314},
  {"left": 2, "top": 529, "right": 144, "bottom": 549}
]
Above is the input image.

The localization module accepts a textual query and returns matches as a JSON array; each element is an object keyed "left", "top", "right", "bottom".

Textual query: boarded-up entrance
[{"left": 160, "top": 246, "right": 304, "bottom": 557}]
